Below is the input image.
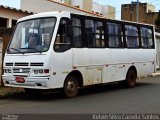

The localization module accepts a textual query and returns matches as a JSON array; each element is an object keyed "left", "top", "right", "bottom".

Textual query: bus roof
[
  {"left": 17, "top": 11, "right": 154, "bottom": 27},
  {"left": 18, "top": 11, "right": 71, "bottom": 22},
  {"left": 71, "top": 12, "right": 154, "bottom": 27}
]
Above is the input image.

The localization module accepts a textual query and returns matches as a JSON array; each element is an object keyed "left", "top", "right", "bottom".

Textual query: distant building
[
  {"left": 0, "top": 5, "right": 32, "bottom": 28},
  {"left": 121, "top": 2, "right": 159, "bottom": 26},
  {"left": 63, "top": 0, "right": 116, "bottom": 18},
  {"left": 92, "top": 2, "right": 115, "bottom": 19},
  {"left": 21, "top": 0, "right": 115, "bottom": 19},
  {"left": 20, "top": 0, "right": 98, "bottom": 17}
]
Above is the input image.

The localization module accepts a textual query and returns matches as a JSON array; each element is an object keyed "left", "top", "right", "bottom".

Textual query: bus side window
[
  {"left": 125, "top": 25, "right": 139, "bottom": 48},
  {"left": 72, "top": 18, "right": 83, "bottom": 48},
  {"left": 54, "top": 18, "right": 71, "bottom": 52},
  {"left": 140, "top": 27, "right": 154, "bottom": 48},
  {"left": 107, "top": 22, "right": 123, "bottom": 48}
]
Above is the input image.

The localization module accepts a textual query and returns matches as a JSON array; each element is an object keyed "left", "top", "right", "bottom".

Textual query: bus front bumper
[{"left": 2, "top": 75, "right": 50, "bottom": 89}]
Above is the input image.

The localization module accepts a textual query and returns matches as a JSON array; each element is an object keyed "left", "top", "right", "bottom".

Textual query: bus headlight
[{"left": 4, "top": 69, "right": 11, "bottom": 73}]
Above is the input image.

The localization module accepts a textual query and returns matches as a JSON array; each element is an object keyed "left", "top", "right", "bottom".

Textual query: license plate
[{"left": 16, "top": 77, "right": 25, "bottom": 83}]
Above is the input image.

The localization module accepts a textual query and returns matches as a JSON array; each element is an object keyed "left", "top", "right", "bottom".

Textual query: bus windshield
[{"left": 8, "top": 17, "right": 56, "bottom": 54}]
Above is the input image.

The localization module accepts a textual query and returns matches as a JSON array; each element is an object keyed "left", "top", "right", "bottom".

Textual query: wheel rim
[
  {"left": 65, "top": 79, "right": 78, "bottom": 97},
  {"left": 66, "top": 80, "right": 76, "bottom": 94}
]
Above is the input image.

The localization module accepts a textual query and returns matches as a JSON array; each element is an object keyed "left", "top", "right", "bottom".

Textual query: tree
[{"left": 155, "top": 13, "right": 160, "bottom": 27}]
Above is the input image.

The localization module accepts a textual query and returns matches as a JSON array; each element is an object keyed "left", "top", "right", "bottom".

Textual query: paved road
[{"left": 0, "top": 76, "right": 160, "bottom": 114}]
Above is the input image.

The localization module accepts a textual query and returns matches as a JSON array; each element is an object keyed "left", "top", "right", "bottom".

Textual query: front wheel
[
  {"left": 125, "top": 70, "right": 137, "bottom": 88},
  {"left": 63, "top": 76, "right": 79, "bottom": 98}
]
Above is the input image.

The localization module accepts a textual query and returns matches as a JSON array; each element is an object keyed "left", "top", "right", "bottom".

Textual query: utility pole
[{"left": 136, "top": 0, "right": 139, "bottom": 22}]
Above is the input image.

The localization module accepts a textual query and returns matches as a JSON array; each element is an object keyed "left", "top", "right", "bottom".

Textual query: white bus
[{"left": 2, "top": 11, "right": 156, "bottom": 97}]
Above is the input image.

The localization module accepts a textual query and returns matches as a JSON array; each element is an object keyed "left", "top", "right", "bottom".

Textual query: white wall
[
  {"left": 102, "top": 5, "right": 109, "bottom": 15},
  {"left": 92, "top": 2, "right": 115, "bottom": 19},
  {"left": 92, "top": 2, "right": 102, "bottom": 14},
  {"left": 71, "top": 0, "right": 83, "bottom": 8},
  {"left": 54, "top": 0, "right": 65, "bottom": 3},
  {"left": 21, "top": 0, "right": 94, "bottom": 16}
]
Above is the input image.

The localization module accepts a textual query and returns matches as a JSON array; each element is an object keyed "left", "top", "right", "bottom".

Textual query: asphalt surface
[{"left": 0, "top": 76, "right": 160, "bottom": 114}]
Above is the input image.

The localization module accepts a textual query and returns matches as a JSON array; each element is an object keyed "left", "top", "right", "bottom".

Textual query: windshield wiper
[{"left": 9, "top": 48, "right": 23, "bottom": 53}]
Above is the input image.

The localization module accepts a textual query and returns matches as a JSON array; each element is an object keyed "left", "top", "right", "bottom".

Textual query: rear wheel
[
  {"left": 63, "top": 76, "right": 79, "bottom": 98},
  {"left": 125, "top": 70, "right": 137, "bottom": 88}
]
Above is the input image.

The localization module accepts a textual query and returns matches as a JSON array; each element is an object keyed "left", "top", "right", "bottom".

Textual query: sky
[{"left": 0, "top": 0, "right": 160, "bottom": 19}]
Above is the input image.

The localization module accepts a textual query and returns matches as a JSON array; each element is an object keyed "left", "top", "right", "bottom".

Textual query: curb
[{"left": 152, "top": 73, "right": 160, "bottom": 77}]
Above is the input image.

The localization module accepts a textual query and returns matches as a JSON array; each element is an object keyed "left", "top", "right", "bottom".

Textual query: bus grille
[
  {"left": 30, "top": 63, "right": 44, "bottom": 66},
  {"left": 13, "top": 68, "right": 30, "bottom": 73},
  {"left": 5, "top": 62, "right": 44, "bottom": 67},
  {"left": 15, "top": 63, "right": 29, "bottom": 66}
]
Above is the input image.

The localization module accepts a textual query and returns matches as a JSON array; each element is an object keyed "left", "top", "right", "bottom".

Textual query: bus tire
[
  {"left": 125, "top": 70, "right": 137, "bottom": 88},
  {"left": 63, "top": 76, "right": 79, "bottom": 98}
]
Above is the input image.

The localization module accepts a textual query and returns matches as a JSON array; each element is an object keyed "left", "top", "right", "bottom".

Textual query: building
[
  {"left": 0, "top": 6, "right": 32, "bottom": 78},
  {"left": 20, "top": 0, "right": 115, "bottom": 19},
  {"left": 0, "top": 5, "right": 32, "bottom": 28},
  {"left": 20, "top": 0, "right": 99, "bottom": 17},
  {"left": 69, "top": 0, "right": 92, "bottom": 12},
  {"left": 56, "top": 0, "right": 115, "bottom": 18},
  {"left": 121, "top": 2, "right": 159, "bottom": 26},
  {"left": 92, "top": 3, "right": 115, "bottom": 19}
]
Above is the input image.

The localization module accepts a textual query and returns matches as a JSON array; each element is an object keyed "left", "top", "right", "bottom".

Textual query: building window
[
  {"left": 140, "top": 27, "right": 154, "bottom": 48},
  {"left": 125, "top": 25, "right": 139, "bottom": 48},
  {"left": 0, "top": 17, "right": 7, "bottom": 27},
  {"left": 107, "top": 22, "right": 123, "bottom": 48},
  {"left": 12, "top": 20, "right": 17, "bottom": 28}
]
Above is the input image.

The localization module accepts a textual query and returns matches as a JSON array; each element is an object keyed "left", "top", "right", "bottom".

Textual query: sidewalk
[{"left": 152, "top": 70, "right": 160, "bottom": 77}]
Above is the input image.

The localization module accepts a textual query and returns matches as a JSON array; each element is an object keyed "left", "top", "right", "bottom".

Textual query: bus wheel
[
  {"left": 125, "top": 70, "right": 137, "bottom": 88},
  {"left": 63, "top": 76, "right": 79, "bottom": 98}
]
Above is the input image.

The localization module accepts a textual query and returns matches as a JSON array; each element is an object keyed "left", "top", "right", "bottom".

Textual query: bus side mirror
[{"left": 60, "top": 18, "right": 71, "bottom": 25}]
